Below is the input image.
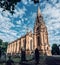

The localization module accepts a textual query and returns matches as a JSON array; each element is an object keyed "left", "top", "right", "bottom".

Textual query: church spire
[{"left": 37, "top": 6, "right": 41, "bottom": 17}]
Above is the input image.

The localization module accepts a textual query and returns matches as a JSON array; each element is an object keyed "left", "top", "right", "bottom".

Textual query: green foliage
[
  {"left": 0, "top": 39, "right": 8, "bottom": 53},
  {"left": 0, "top": 0, "right": 39, "bottom": 14},
  {"left": 51, "top": 44, "right": 59, "bottom": 55},
  {"left": 58, "top": 44, "right": 60, "bottom": 54},
  {"left": 0, "top": 0, "right": 21, "bottom": 14},
  {"left": 0, "top": 39, "right": 3, "bottom": 46},
  {"left": 32, "top": 0, "right": 39, "bottom": 4},
  {"left": 2, "top": 42, "right": 8, "bottom": 52}
]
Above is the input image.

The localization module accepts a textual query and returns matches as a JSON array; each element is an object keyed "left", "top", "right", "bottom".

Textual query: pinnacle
[{"left": 37, "top": 6, "right": 41, "bottom": 17}]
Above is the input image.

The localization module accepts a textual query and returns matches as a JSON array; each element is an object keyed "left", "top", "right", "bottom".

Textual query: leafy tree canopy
[
  {"left": 0, "top": 39, "right": 8, "bottom": 53},
  {"left": 0, "top": 39, "right": 3, "bottom": 46},
  {"left": 51, "top": 44, "right": 59, "bottom": 55},
  {"left": 0, "top": 0, "right": 21, "bottom": 14},
  {"left": 0, "top": 0, "right": 39, "bottom": 14}
]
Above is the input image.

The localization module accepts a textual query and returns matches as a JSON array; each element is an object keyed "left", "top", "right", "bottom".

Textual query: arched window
[
  {"left": 19, "top": 40, "right": 21, "bottom": 53},
  {"left": 36, "top": 27, "right": 40, "bottom": 33},
  {"left": 47, "top": 47, "right": 48, "bottom": 50},
  {"left": 23, "top": 39, "right": 26, "bottom": 50},
  {"left": 37, "top": 36, "right": 40, "bottom": 46},
  {"left": 30, "top": 40, "right": 32, "bottom": 50},
  {"left": 39, "top": 15, "right": 43, "bottom": 21}
]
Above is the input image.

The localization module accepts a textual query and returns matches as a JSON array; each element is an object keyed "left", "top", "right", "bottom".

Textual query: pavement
[
  {"left": 0, "top": 56, "right": 60, "bottom": 65},
  {"left": 45, "top": 56, "right": 60, "bottom": 65},
  {"left": 18, "top": 56, "right": 60, "bottom": 65}
]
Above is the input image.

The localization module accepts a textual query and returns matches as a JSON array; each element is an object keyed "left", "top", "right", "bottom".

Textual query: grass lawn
[{"left": 0, "top": 55, "right": 60, "bottom": 65}]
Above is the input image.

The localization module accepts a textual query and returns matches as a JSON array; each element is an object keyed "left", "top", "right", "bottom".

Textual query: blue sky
[{"left": 0, "top": 0, "right": 60, "bottom": 46}]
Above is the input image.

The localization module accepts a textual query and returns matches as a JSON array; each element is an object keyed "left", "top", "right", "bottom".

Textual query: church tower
[{"left": 34, "top": 6, "right": 51, "bottom": 55}]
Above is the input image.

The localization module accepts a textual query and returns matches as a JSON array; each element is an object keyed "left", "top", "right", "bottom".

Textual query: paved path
[
  {"left": 0, "top": 56, "right": 60, "bottom": 65},
  {"left": 20, "top": 56, "right": 60, "bottom": 65},
  {"left": 45, "top": 56, "right": 60, "bottom": 65}
]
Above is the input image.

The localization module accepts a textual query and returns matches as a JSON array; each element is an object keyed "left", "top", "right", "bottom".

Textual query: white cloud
[
  {"left": 0, "top": 8, "right": 18, "bottom": 42},
  {"left": 0, "top": 13, "right": 15, "bottom": 30},
  {"left": 0, "top": 2, "right": 29, "bottom": 43},
  {"left": 16, "top": 20, "right": 21, "bottom": 25},
  {"left": 42, "top": 2, "right": 60, "bottom": 45},
  {"left": 50, "top": 0, "right": 58, "bottom": 4},
  {"left": 0, "top": 0, "right": 60, "bottom": 46},
  {"left": 2, "top": 11, "right": 12, "bottom": 17},
  {"left": 56, "top": 3, "right": 60, "bottom": 8},
  {"left": 22, "top": 0, "right": 33, "bottom": 5},
  {"left": 25, "top": 18, "right": 28, "bottom": 21},
  {"left": 0, "top": 33, "right": 17, "bottom": 42},
  {"left": 22, "top": 0, "right": 28, "bottom": 5},
  {"left": 31, "top": 12, "right": 36, "bottom": 19},
  {"left": 13, "top": 6, "right": 27, "bottom": 18},
  {"left": 21, "top": 18, "right": 24, "bottom": 22}
]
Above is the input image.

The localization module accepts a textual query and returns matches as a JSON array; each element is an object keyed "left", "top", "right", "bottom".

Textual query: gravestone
[{"left": 1, "top": 52, "right": 6, "bottom": 61}]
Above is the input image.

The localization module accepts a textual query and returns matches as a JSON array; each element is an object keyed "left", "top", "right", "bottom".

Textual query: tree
[
  {"left": 0, "top": 0, "right": 39, "bottom": 14},
  {"left": 58, "top": 45, "right": 60, "bottom": 55},
  {"left": 51, "top": 44, "right": 59, "bottom": 55},
  {"left": 0, "top": 39, "right": 3, "bottom": 46},
  {"left": 0, "top": 39, "right": 8, "bottom": 52},
  {"left": 32, "top": 0, "right": 39, "bottom": 4},
  {"left": 2, "top": 42, "right": 8, "bottom": 52},
  {"left": 0, "top": 39, "right": 3, "bottom": 58},
  {"left": 0, "top": 47, "right": 2, "bottom": 58},
  {"left": 0, "top": 0, "right": 21, "bottom": 14}
]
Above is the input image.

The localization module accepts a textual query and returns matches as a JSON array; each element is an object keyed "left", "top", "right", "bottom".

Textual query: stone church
[{"left": 7, "top": 6, "right": 51, "bottom": 56}]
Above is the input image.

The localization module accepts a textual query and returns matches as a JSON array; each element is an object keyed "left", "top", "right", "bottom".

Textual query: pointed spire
[{"left": 37, "top": 6, "right": 41, "bottom": 17}]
